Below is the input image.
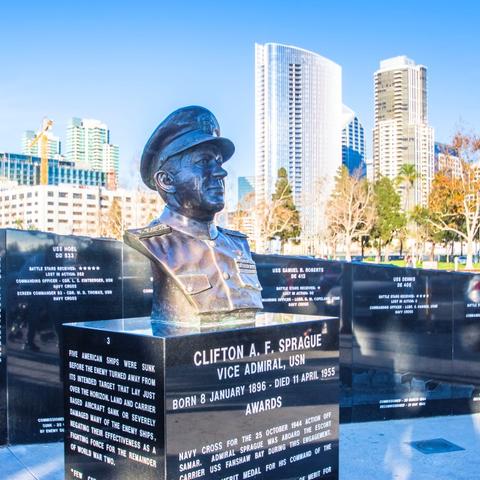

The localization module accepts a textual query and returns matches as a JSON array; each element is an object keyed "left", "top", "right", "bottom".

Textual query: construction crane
[{"left": 28, "top": 118, "right": 53, "bottom": 185}]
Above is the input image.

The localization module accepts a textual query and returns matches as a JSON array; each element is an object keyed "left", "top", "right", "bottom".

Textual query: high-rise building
[
  {"left": 365, "top": 158, "right": 374, "bottom": 182},
  {"left": 65, "top": 118, "right": 119, "bottom": 180},
  {"left": 238, "top": 176, "right": 254, "bottom": 206},
  {"left": 255, "top": 43, "right": 342, "bottom": 250},
  {"left": 373, "top": 56, "right": 434, "bottom": 208},
  {"left": 22, "top": 129, "right": 61, "bottom": 158},
  {"left": 66, "top": 117, "right": 85, "bottom": 165},
  {"left": 341, "top": 106, "right": 366, "bottom": 177}
]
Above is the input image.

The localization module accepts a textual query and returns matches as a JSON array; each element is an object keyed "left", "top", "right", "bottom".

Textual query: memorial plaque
[
  {"left": 5, "top": 229, "right": 122, "bottom": 444},
  {"left": 351, "top": 263, "right": 453, "bottom": 421},
  {"left": 253, "top": 254, "right": 341, "bottom": 317},
  {"left": 254, "top": 254, "right": 352, "bottom": 422},
  {"left": 452, "top": 272, "right": 480, "bottom": 414},
  {"left": 64, "top": 314, "right": 339, "bottom": 480}
]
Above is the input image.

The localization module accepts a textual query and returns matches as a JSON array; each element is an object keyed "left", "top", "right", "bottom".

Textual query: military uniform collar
[{"left": 159, "top": 207, "right": 218, "bottom": 240}]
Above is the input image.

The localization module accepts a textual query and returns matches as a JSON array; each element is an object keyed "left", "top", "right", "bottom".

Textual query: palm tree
[
  {"left": 396, "top": 163, "right": 419, "bottom": 213},
  {"left": 396, "top": 164, "right": 420, "bottom": 264}
]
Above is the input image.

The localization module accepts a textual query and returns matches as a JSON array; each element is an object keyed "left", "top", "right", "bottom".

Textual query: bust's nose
[{"left": 211, "top": 162, "right": 227, "bottom": 179}]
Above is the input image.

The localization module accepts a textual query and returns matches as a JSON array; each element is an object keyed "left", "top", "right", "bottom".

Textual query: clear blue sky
[{"left": 1, "top": 0, "right": 478, "bottom": 194}]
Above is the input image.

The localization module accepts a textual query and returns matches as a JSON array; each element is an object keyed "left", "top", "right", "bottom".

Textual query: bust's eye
[{"left": 196, "top": 156, "right": 210, "bottom": 165}]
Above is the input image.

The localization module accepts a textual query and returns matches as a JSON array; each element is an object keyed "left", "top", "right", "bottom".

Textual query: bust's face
[{"left": 161, "top": 143, "right": 227, "bottom": 220}]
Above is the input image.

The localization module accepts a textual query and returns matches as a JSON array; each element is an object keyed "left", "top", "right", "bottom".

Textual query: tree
[
  {"left": 370, "top": 176, "right": 406, "bottom": 261},
  {"left": 396, "top": 164, "right": 421, "bottom": 261},
  {"left": 396, "top": 163, "right": 419, "bottom": 213},
  {"left": 428, "top": 132, "right": 480, "bottom": 269},
  {"left": 101, "top": 197, "right": 123, "bottom": 239},
  {"left": 410, "top": 206, "right": 445, "bottom": 260},
  {"left": 14, "top": 218, "right": 25, "bottom": 230},
  {"left": 230, "top": 192, "right": 255, "bottom": 234},
  {"left": 326, "top": 166, "right": 375, "bottom": 261},
  {"left": 256, "top": 168, "right": 301, "bottom": 252}
]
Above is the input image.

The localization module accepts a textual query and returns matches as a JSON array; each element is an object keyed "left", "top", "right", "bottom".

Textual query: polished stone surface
[
  {"left": 3, "top": 234, "right": 480, "bottom": 453},
  {"left": 116, "top": 251, "right": 480, "bottom": 425},
  {"left": 63, "top": 314, "right": 339, "bottom": 480},
  {"left": 254, "top": 254, "right": 353, "bottom": 423},
  {"left": 350, "top": 263, "right": 453, "bottom": 421},
  {"left": 2, "top": 229, "right": 123, "bottom": 445},
  {"left": 452, "top": 272, "right": 480, "bottom": 414}
]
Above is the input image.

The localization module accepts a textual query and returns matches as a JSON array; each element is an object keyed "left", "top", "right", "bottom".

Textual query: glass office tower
[
  {"left": 342, "top": 106, "right": 366, "bottom": 177},
  {"left": 255, "top": 43, "right": 342, "bottom": 251}
]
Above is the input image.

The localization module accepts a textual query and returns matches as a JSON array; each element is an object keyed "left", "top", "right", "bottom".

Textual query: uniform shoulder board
[
  {"left": 218, "top": 227, "right": 248, "bottom": 238},
  {"left": 126, "top": 223, "right": 172, "bottom": 239}
]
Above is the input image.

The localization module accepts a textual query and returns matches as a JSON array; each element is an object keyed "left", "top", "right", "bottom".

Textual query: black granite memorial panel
[
  {"left": 121, "top": 246, "right": 152, "bottom": 319},
  {"left": 5, "top": 229, "right": 122, "bottom": 444},
  {"left": 338, "top": 263, "right": 353, "bottom": 424},
  {"left": 452, "top": 272, "right": 480, "bottom": 414},
  {"left": 63, "top": 315, "right": 339, "bottom": 480},
  {"left": 254, "top": 254, "right": 352, "bottom": 422},
  {"left": 351, "top": 263, "right": 453, "bottom": 421},
  {"left": 253, "top": 254, "right": 342, "bottom": 317},
  {"left": 0, "top": 230, "right": 7, "bottom": 445},
  {"left": 64, "top": 319, "right": 163, "bottom": 479}
]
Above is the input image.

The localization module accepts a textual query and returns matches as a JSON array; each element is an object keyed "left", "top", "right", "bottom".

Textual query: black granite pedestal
[{"left": 63, "top": 314, "right": 339, "bottom": 480}]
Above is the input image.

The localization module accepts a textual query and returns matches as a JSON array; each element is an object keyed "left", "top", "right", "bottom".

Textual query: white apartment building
[
  {"left": 373, "top": 56, "right": 434, "bottom": 208},
  {"left": 255, "top": 43, "right": 342, "bottom": 252},
  {"left": 0, "top": 183, "right": 163, "bottom": 237},
  {"left": 65, "top": 118, "right": 120, "bottom": 180}
]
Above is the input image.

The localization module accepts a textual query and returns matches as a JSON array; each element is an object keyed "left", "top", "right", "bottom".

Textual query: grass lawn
[{"left": 364, "top": 259, "right": 480, "bottom": 271}]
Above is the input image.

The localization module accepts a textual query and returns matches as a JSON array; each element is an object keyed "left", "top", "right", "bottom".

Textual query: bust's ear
[{"left": 154, "top": 170, "right": 176, "bottom": 194}]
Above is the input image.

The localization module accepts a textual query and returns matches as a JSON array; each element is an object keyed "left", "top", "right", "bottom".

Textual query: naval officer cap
[{"left": 141, "top": 106, "right": 235, "bottom": 190}]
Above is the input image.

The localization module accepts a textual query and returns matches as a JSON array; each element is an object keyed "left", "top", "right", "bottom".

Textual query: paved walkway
[{"left": 2, "top": 414, "right": 480, "bottom": 479}]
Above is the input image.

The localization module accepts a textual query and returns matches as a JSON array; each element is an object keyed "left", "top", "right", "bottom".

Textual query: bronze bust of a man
[{"left": 124, "top": 106, "right": 263, "bottom": 323}]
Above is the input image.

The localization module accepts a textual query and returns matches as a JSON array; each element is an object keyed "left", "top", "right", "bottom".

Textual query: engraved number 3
[{"left": 106, "top": 337, "right": 111, "bottom": 345}]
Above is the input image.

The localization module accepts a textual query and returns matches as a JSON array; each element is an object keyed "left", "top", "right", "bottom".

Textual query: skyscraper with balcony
[
  {"left": 342, "top": 106, "right": 366, "bottom": 177},
  {"left": 255, "top": 43, "right": 342, "bottom": 251},
  {"left": 65, "top": 118, "right": 120, "bottom": 181},
  {"left": 373, "top": 56, "right": 434, "bottom": 208}
]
